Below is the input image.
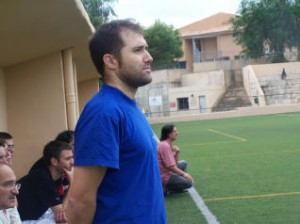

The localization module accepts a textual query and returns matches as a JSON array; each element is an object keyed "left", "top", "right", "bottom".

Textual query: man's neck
[{"left": 104, "top": 79, "right": 137, "bottom": 99}]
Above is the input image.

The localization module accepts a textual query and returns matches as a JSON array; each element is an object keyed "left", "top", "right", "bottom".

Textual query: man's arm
[
  {"left": 172, "top": 145, "right": 180, "bottom": 162},
  {"left": 168, "top": 165, "right": 193, "bottom": 182},
  {"left": 64, "top": 166, "right": 107, "bottom": 224}
]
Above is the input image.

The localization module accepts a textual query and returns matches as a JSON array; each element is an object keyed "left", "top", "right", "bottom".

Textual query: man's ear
[
  {"left": 103, "top": 54, "right": 118, "bottom": 69},
  {"left": 51, "top": 157, "right": 58, "bottom": 167}
]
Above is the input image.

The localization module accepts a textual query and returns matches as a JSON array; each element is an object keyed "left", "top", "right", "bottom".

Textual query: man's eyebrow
[
  {"left": 2, "top": 180, "right": 16, "bottom": 186},
  {"left": 132, "top": 44, "right": 149, "bottom": 50}
]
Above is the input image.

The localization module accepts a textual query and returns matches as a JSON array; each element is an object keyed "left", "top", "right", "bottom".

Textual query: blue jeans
[{"left": 166, "top": 160, "right": 193, "bottom": 192}]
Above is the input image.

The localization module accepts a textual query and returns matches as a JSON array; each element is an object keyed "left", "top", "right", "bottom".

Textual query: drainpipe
[
  {"left": 192, "top": 39, "right": 198, "bottom": 62},
  {"left": 62, "top": 48, "right": 78, "bottom": 130}
]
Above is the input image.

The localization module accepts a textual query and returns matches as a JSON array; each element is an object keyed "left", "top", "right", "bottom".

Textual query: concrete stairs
[
  {"left": 212, "top": 85, "right": 252, "bottom": 111},
  {"left": 259, "top": 73, "right": 300, "bottom": 105},
  {"left": 212, "top": 69, "right": 251, "bottom": 112}
]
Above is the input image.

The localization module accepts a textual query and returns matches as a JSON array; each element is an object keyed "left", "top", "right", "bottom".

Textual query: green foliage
[
  {"left": 292, "top": 2, "right": 300, "bottom": 59},
  {"left": 81, "top": 0, "right": 117, "bottom": 28},
  {"left": 231, "top": 0, "right": 300, "bottom": 62},
  {"left": 144, "top": 20, "right": 183, "bottom": 70}
]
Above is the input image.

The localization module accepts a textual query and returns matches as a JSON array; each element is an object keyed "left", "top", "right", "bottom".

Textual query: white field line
[{"left": 188, "top": 187, "right": 219, "bottom": 224}]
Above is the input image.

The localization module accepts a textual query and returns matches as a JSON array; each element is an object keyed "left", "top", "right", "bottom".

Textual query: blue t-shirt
[{"left": 74, "top": 84, "right": 166, "bottom": 224}]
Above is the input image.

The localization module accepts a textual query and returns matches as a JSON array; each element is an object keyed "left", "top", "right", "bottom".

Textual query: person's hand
[
  {"left": 172, "top": 145, "right": 180, "bottom": 153},
  {"left": 172, "top": 145, "right": 180, "bottom": 161},
  {"left": 55, "top": 210, "right": 67, "bottom": 223},
  {"left": 63, "top": 167, "right": 73, "bottom": 183},
  {"left": 183, "top": 172, "right": 193, "bottom": 183}
]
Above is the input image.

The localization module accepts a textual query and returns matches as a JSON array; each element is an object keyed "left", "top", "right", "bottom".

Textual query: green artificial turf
[
  {"left": 152, "top": 112, "right": 300, "bottom": 223},
  {"left": 165, "top": 193, "right": 207, "bottom": 224}
]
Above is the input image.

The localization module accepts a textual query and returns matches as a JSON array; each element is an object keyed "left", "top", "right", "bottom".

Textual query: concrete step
[{"left": 212, "top": 85, "right": 251, "bottom": 111}]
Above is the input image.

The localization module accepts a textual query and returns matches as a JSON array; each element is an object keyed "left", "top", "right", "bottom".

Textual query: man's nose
[
  {"left": 11, "top": 187, "right": 19, "bottom": 195},
  {"left": 145, "top": 51, "right": 153, "bottom": 63}
]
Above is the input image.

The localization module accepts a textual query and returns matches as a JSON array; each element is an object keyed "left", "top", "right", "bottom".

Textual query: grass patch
[
  {"left": 165, "top": 193, "right": 206, "bottom": 224},
  {"left": 152, "top": 112, "right": 300, "bottom": 223}
]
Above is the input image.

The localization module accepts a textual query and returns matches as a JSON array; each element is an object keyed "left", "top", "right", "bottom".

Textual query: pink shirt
[{"left": 157, "top": 140, "right": 176, "bottom": 186}]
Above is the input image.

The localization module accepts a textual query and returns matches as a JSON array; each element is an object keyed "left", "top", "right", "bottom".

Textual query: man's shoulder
[
  {"left": 158, "top": 140, "right": 171, "bottom": 148},
  {"left": 29, "top": 158, "right": 45, "bottom": 170},
  {"left": 19, "top": 170, "right": 48, "bottom": 184},
  {"left": 79, "top": 90, "right": 132, "bottom": 124},
  {"left": 158, "top": 141, "right": 173, "bottom": 155},
  {"left": 19, "top": 162, "right": 51, "bottom": 184},
  {"left": 84, "top": 90, "right": 123, "bottom": 113}
]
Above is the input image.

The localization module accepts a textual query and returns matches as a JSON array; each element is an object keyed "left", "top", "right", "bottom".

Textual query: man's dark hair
[
  {"left": 55, "top": 130, "right": 74, "bottom": 144},
  {"left": 0, "top": 139, "right": 5, "bottom": 147},
  {"left": 43, "top": 140, "right": 72, "bottom": 166},
  {"left": 160, "top": 124, "right": 176, "bottom": 141},
  {"left": 89, "top": 19, "right": 144, "bottom": 77},
  {"left": 0, "top": 132, "right": 13, "bottom": 141}
]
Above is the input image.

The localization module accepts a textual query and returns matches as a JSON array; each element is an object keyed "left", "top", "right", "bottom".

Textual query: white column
[{"left": 62, "top": 48, "right": 78, "bottom": 130}]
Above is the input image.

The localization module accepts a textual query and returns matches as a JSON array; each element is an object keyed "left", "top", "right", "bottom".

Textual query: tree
[
  {"left": 290, "top": 0, "right": 300, "bottom": 39},
  {"left": 81, "top": 0, "right": 117, "bottom": 27},
  {"left": 145, "top": 20, "right": 183, "bottom": 70},
  {"left": 231, "top": 0, "right": 300, "bottom": 62}
]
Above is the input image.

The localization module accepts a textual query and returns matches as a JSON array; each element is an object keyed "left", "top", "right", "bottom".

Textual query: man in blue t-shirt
[{"left": 65, "top": 19, "right": 167, "bottom": 223}]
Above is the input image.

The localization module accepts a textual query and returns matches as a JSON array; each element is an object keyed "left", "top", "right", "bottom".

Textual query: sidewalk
[{"left": 149, "top": 104, "right": 300, "bottom": 124}]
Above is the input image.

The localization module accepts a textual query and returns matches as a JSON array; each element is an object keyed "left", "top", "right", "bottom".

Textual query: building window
[{"left": 177, "top": 98, "right": 189, "bottom": 110}]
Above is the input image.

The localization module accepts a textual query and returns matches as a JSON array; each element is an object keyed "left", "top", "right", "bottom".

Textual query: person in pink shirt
[{"left": 157, "top": 124, "right": 193, "bottom": 195}]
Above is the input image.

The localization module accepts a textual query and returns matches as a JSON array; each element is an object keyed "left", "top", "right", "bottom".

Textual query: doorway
[{"left": 199, "top": 95, "right": 207, "bottom": 113}]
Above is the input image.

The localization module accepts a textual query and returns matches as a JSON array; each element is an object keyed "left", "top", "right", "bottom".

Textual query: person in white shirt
[
  {"left": 0, "top": 163, "right": 21, "bottom": 224},
  {"left": 0, "top": 138, "right": 22, "bottom": 224}
]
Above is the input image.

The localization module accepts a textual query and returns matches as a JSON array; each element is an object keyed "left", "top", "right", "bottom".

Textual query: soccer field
[{"left": 152, "top": 112, "right": 300, "bottom": 223}]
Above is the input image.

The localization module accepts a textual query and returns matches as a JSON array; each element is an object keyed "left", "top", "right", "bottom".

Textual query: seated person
[
  {"left": 157, "top": 124, "right": 193, "bottom": 194},
  {"left": 17, "top": 140, "right": 73, "bottom": 223},
  {"left": 55, "top": 130, "right": 74, "bottom": 193},
  {"left": 55, "top": 130, "right": 74, "bottom": 148},
  {"left": 0, "top": 163, "right": 22, "bottom": 223},
  {"left": 0, "top": 140, "right": 8, "bottom": 164},
  {"left": 0, "top": 132, "right": 14, "bottom": 165},
  {"left": 281, "top": 68, "right": 287, "bottom": 80},
  {"left": 0, "top": 139, "right": 22, "bottom": 224}
]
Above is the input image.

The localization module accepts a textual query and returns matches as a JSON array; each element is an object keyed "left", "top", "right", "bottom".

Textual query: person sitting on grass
[{"left": 157, "top": 124, "right": 193, "bottom": 195}]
